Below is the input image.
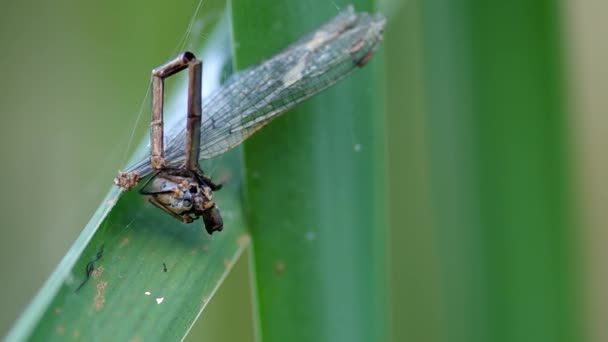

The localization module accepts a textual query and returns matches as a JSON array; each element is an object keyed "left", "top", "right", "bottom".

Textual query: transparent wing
[{"left": 127, "top": 6, "right": 385, "bottom": 177}]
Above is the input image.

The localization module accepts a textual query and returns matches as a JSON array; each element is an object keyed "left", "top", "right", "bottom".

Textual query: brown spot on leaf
[
  {"left": 275, "top": 261, "right": 286, "bottom": 274},
  {"left": 92, "top": 266, "right": 104, "bottom": 279},
  {"left": 119, "top": 237, "right": 130, "bottom": 248},
  {"left": 56, "top": 325, "right": 65, "bottom": 335},
  {"left": 94, "top": 281, "right": 108, "bottom": 311}
]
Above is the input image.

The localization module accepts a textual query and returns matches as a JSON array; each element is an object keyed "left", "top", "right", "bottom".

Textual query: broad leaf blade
[
  {"left": 231, "top": 1, "right": 389, "bottom": 341},
  {"left": 8, "top": 151, "right": 249, "bottom": 341}
]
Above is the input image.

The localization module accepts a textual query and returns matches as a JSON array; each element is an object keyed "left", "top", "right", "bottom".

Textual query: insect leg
[
  {"left": 203, "top": 176, "right": 222, "bottom": 191},
  {"left": 150, "top": 52, "right": 201, "bottom": 170},
  {"left": 198, "top": 172, "right": 223, "bottom": 191},
  {"left": 184, "top": 56, "right": 202, "bottom": 171}
]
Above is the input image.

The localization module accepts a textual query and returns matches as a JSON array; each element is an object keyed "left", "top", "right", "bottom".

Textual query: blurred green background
[{"left": 0, "top": 0, "right": 605, "bottom": 341}]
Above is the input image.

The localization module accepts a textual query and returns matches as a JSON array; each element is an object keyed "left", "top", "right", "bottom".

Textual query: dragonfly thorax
[{"left": 146, "top": 171, "right": 217, "bottom": 224}]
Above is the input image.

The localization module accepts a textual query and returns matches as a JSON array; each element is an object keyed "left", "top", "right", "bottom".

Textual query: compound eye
[{"left": 189, "top": 185, "right": 198, "bottom": 194}]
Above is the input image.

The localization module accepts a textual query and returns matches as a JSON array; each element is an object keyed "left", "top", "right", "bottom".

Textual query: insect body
[
  {"left": 140, "top": 168, "right": 223, "bottom": 234},
  {"left": 115, "top": 51, "right": 223, "bottom": 234}
]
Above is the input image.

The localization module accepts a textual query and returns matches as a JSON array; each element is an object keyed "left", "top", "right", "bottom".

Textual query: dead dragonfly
[{"left": 114, "top": 6, "right": 385, "bottom": 234}]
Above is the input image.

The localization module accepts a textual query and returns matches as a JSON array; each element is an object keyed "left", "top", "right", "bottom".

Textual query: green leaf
[
  {"left": 411, "top": 0, "right": 580, "bottom": 341},
  {"left": 231, "top": 1, "right": 389, "bottom": 341},
  {"left": 7, "top": 152, "right": 249, "bottom": 341}
]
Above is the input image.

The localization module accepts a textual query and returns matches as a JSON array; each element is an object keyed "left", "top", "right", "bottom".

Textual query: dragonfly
[{"left": 114, "top": 6, "right": 386, "bottom": 234}]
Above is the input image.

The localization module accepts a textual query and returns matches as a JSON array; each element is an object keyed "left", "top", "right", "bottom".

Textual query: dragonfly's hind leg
[
  {"left": 114, "top": 52, "right": 203, "bottom": 191},
  {"left": 151, "top": 51, "right": 202, "bottom": 171}
]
